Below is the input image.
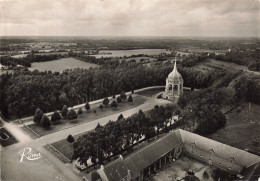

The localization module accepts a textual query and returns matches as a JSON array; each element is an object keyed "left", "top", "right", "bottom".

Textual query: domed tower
[{"left": 164, "top": 60, "right": 183, "bottom": 101}]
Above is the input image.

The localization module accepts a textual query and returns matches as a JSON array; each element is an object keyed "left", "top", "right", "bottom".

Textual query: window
[{"left": 174, "top": 85, "right": 178, "bottom": 90}]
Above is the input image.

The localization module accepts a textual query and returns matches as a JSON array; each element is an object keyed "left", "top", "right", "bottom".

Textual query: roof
[
  {"left": 167, "top": 60, "right": 183, "bottom": 83},
  {"left": 101, "top": 159, "right": 128, "bottom": 181},
  {"left": 101, "top": 131, "right": 183, "bottom": 181},
  {"left": 240, "top": 162, "right": 260, "bottom": 180},
  {"left": 178, "top": 129, "right": 260, "bottom": 168}
]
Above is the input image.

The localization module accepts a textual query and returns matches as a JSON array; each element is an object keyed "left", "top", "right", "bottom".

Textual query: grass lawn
[
  {"left": 26, "top": 95, "right": 147, "bottom": 137},
  {"left": 136, "top": 87, "right": 165, "bottom": 97},
  {"left": 0, "top": 128, "right": 18, "bottom": 147},
  {"left": 47, "top": 130, "right": 94, "bottom": 163},
  {"left": 209, "top": 102, "right": 260, "bottom": 155}
]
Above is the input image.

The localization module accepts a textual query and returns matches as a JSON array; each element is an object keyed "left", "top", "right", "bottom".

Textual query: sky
[{"left": 0, "top": 0, "right": 259, "bottom": 37}]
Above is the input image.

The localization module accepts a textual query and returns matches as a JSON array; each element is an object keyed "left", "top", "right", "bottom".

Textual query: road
[{"left": 1, "top": 92, "right": 171, "bottom": 181}]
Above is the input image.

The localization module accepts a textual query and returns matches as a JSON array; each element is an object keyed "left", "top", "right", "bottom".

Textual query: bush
[
  {"left": 77, "top": 108, "right": 83, "bottom": 115},
  {"left": 67, "top": 109, "right": 78, "bottom": 120},
  {"left": 99, "top": 104, "right": 104, "bottom": 109},
  {"left": 51, "top": 110, "right": 61, "bottom": 122},
  {"left": 40, "top": 115, "right": 51, "bottom": 128},
  {"left": 61, "top": 105, "right": 68, "bottom": 118},
  {"left": 128, "top": 95, "right": 133, "bottom": 102},
  {"left": 116, "top": 96, "right": 122, "bottom": 103},
  {"left": 202, "top": 171, "right": 209, "bottom": 179},
  {"left": 103, "top": 97, "right": 109, "bottom": 106},
  {"left": 33, "top": 108, "right": 43, "bottom": 124},
  {"left": 120, "top": 91, "right": 127, "bottom": 100},
  {"left": 85, "top": 102, "right": 90, "bottom": 111},
  {"left": 67, "top": 135, "right": 75, "bottom": 143}
]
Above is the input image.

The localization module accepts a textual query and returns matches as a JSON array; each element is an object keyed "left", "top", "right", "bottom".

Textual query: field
[
  {"left": 122, "top": 56, "right": 157, "bottom": 62},
  {"left": 0, "top": 128, "right": 18, "bottom": 147},
  {"left": 209, "top": 102, "right": 260, "bottom": 155},
  {"left": 29, "top": 57, "right": 98, "bottom": 72},
  {"left": 11, "top": 54, "right": 28, "bottom": 58},
  {"left": 26, "top": 95, "right": 147, "bottom": 137},
  {"left": 91, "top": 49, "right": 171, "bottom": 58},
  {"left": 35, "top": 52, "right": 68, "bottom": 56}
]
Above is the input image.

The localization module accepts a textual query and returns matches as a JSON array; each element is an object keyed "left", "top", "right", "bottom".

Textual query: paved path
[{"left": 1, "top": 92, "right": 171, "bottom": 181}]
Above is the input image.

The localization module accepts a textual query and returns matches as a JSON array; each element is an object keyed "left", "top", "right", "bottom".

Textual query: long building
[{"left": 87, "top": 129, "right": 260, "bottom": 181}]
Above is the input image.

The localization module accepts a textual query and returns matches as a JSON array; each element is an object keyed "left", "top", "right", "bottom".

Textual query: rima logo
[{"left": 19, "top": 147, "right": 41, "bottom": 162}]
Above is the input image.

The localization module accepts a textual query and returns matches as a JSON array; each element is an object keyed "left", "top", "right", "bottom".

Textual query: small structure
[{"left": 162, "top": 60, "right": 183, "bottom": 101}]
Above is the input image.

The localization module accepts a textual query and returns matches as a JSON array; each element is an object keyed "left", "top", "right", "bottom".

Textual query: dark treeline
[
  {"left": 0, "top": 54, "right": 65, "bottom": 67},
  {"left": 234, "top": 73, "right": 260, "bottom": 104},
  {"left": 0, "top": 56, "right": 31, "bottom": 67},
  {"left": 212, "top": 50, "right": 260, "bottom": 72}
]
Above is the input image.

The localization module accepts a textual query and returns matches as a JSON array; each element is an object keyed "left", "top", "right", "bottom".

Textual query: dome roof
[{"left": 168, "top": 61, "right": 183, "bottom": 83}]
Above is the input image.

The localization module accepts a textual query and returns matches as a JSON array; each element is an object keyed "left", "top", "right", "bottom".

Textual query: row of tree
[
  {"left": 33, "top": 105, "right": 81, "bottom": 129},
  {"left": 72, "top": 105, "right": 174, "bottom": 166}
]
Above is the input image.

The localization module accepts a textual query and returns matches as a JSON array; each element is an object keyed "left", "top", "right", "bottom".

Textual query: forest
[
  {"left": 0, "top": 58, "right": 233, "bottom": 119},
  {"left": 1, "top": 55, "right": 260, "bottom": 119}
]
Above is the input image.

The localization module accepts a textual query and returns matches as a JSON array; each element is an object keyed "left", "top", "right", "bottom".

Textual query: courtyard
[{"left": 150, "top": 155, "right": 216, "bottom": 181}]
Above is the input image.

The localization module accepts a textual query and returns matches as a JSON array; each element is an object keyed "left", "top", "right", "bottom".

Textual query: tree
[
  {"left": 68, "top": 109, "right": 78, "bottom": 120},
  {"left": 111, "top": 100, "right": 118, "bottom": 108},
  {"left": 77, "top": 108, "right": 83, "bottom": 115},
  {"left": 128, "top": 95, "right": 133, "bottom": 102},
  {"left": 51, "top": 110, "right": 61, "bottom": 123},
  {"left": 116, "top": 96, "right": 122, "bottom": 103},
  {"left": 103, "top": 97, "right": 109, "bottom": 106},
  {"left": 67, "top": 135, "right": 75, "bottom": 143},
  {"left": 85, "top": 102, "right": 90, "bottom": 111},
  {"left": 61, "top": 105, "right": 68, "bottom": 118},
  {"left": 118, "top": 114, "right": 124, "bottom": 120},
  {"left": 120, "top": 91, "right": 127, "bottom": 100},
  {"left": 40, "top": 115, "right": 51, "bottom": 128},
  {"left": 33, "top": 108, "right": 43, "bottom": 125},
  {"left": 99, "top": 104, "right": 103, "bottom": 109}
]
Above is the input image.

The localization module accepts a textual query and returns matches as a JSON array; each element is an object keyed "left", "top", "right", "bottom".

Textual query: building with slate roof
[
  {"left": 88, "top": 129, "right": 260, "bottom": 181},
  {"left": 162, "top": 60, "right": 183, "bottom": 101}
]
